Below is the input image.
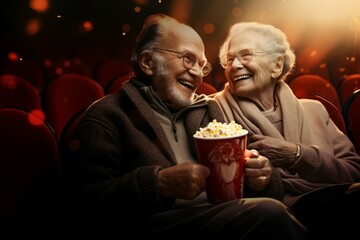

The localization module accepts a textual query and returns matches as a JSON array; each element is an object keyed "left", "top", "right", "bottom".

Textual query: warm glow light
[
  {"left": 43, "top": 59, "right": 52, "bottom": 68},
  {"left": 82, "top": 21, "right": 93, "bottom": 32},
  {"left": 3, "top": 77, "right": 17, "bottom": 90},
  {"left": 121, "top": 24, "right": 131, "bottom": 35},
  {"left": 232, "top": 7, "right": 242, "bottom": 18},
  {"left": 133, "top": 0, "right": 149, "bottom": 5},
  {"left": 320, "top": 63, "right": 327, "bottom": 69},
  {"left": 8, "top": 52, "right": 19, "bottom": 62},
  {"left": 122, "top": 23, "right": 131, "bottom": 33},
  {"left": 63, "top": 60, "right": 70, "bottom": 67},
  {"left": 30, "top": 109, "right": 45, "bottom": 122},
  {"left": 134, "top": 6, "right": 141, "bottom": 13},
  {"left": 55, "top": 68, "right": 63, "bottom": 75},
  {"left": 168, "top": 0, "right": 191, "bottom": 23},
  {"left": 29, "top": 0, "right": 49, "bottom": 13},
  {"left": 28, "top": 111, "right": 44, "bottom": 126},
  {"left": 310, "top": 50, "right": 317, "bottom": 58},
  {"left": 203, "top": 23, "right": 215, "bottom": 34},
  {"left": 25, "top": 18, "right": 41, "bottom": 35}
]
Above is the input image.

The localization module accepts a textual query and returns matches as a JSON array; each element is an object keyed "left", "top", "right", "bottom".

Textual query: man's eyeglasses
[
  {"left": 153, "top": 48, "right": 212, "bottom": 77},
  {"left": 220, "top": 49, "right": 265, "bottom": 68}
]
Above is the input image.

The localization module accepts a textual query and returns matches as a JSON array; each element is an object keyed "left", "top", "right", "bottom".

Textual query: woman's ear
[
  {"left": 139, "top": 50, "right": 154, "bottom": 76},
  {"left": 271, "top": 56, "right": 284, "bottom": 79}
]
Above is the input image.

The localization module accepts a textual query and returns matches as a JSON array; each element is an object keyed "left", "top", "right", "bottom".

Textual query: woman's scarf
[
  {"left": 214, "top": 81, "right": 323, "bottom": 205},
  {"left": 214, "top": 81, "right": 311, "bottom": 144}
]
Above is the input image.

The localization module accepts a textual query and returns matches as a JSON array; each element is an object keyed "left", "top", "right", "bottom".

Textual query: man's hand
[{"left": 158, "top": 163, "right": 210, "bottom": 200}]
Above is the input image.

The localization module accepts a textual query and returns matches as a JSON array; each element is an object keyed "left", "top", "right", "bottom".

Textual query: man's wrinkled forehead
[{"left": 160, "top": 23, "right": 206, "bottom": 57}]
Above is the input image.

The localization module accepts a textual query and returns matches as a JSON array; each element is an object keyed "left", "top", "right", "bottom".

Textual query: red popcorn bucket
[{"left": 194, "top": 130, "right": 248, "bottom": 204}]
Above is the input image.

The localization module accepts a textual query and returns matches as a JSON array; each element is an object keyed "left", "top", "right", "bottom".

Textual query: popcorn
[{"left": 194, "top": 119, "right": 244, "bottom": 138}]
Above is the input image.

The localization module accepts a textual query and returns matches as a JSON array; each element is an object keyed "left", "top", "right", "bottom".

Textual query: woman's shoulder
[
  {"left": 298, "top": 98, "right": 326, "bottom": 110},
  {"left": 298, "top": 98, "right": 329, "bottom": 121}
]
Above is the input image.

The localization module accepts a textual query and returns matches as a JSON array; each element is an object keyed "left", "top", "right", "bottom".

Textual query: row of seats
[
  {"left": 1, "top": 56, "right": 224, "bottom": 94},
  {"left": 0, "top": 73, "right": 217, "bottom": 140},
  {"left": 287, "top": 73, "right": 360, "bottom": 111},
  {"left": 0, "top": 68, "right": 358, "bottom": 142},
  {"left": 0, "top": 73, "right": 105, "bottom": 139},
  {"left": 0, "top": 108, "right": 63, "bottom": 235},
  {"left": 343, "top": 90, "right": 360, "bottom": 154},
  {"left": 0, "top": 57, "right": 133, "bottom": 93}
]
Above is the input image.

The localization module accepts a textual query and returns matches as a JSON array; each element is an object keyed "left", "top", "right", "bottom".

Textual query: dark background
[{"left": 1, "top": 0, "right": 360, "bottom": 88}]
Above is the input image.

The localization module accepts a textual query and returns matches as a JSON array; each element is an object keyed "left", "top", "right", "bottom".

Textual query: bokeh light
[
  {"left": 25, "top": 18, "right": 41, "bottom": 35},
  {"left": 82, "top": 21, "right": 93, "bottom": 32},
  {"left": 203, "top": 23, "right": 215, "bottom": 35},
  {"left": 29, "top": 0, "right": 49, "bottom": 13},
  {"left": 28, "top": 110, "right": 44, "bottom": 126}
]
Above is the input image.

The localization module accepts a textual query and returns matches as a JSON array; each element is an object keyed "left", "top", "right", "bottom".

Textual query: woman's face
[{"left": 223, "top": 31, "right": 275, "bottom": 99}]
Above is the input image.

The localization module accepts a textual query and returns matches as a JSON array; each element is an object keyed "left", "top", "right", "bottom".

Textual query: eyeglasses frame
[
  {"left": 220, "top": 49, "right": 266, "bottom": 68},
  {"left": 152, "top": 47, "right": 212, "bottom": 76}
]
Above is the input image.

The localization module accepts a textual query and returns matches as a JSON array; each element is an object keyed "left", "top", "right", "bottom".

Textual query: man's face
[{"left": 151, "top": 25, "right": 207, "bottom": 110}]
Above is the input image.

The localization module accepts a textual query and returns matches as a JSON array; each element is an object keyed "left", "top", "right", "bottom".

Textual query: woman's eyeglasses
[
  {"left": 220, "top": 49, "right": 265, "bottom": 68},
  {"left": 153, "top": 48, "right": 212, "bottom": 77}
]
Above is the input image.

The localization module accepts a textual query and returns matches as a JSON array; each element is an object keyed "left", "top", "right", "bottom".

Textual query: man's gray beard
[{"left": 152, "top": 55, "right": 195, "bottom": 108}]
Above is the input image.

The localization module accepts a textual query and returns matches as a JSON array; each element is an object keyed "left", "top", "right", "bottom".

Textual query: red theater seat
[
  {"left": 338, "top": 74, "right": 360, "bottom": 106},
  {"left": 288, "top": 74, "right": 342, "bottom": 111},
  {"left": 0, "top": 74, "right": 43, "bottom": 119},
  {"left": 0, "top": 108, "right": 61, "bottom": 234},
  {"left": 105, "top": 74, "right": 132, "bottom": 94},
  {"left": 94, "top": 58, "right": 132, "bottom": 88},
  {"left": 195, "top": 81, "right": 217, "bottom": 95},
  {"left": 43, "top": 73, "right": 104, "bottom": 139},
  {"left": 343, "top": 89, "right": 360, "bottom": 154}
]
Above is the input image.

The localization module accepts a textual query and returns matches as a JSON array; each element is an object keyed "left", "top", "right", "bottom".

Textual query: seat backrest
[
  {"left": 0, "top": 59, "right": 45, "bottom": 91},
  {"left": 58, "top": 107, "right": 86, "bottom": 163},
  {"left": 195, "top": 81, "right": 218, "bottom": 95},
  {"left": 0, "top": 108, "right": 61, "bottom": 226},
  {"left": 94, "top": 58, "right": 132, "bottom": 88},
  {"left": 43, "top": 73, "right": 104, "bottom": 139},
  {"left": 338, "top": 74, "right": 360, "bottom": 106},
  {"left": 288, "top": 74, "right": 342, "bottom": 111},
  {"left": 304, "top": 95, "right": 347, "bottom": 134},
  {"left": 44, "top": 57, "right": 93, "bottom": 85},
  {"left": 0, "top": 74, "right": 43, "bottom": 118},
  {"left": 342, "top": 89, "right": 360, "bottom": 153},
  {"left": 105, "top": 74, "right": 131, "bottom": 94}
]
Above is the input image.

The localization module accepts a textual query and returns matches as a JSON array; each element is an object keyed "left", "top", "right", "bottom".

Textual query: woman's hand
[
  {"left": 244, "top": 149, "right": 272, "bottom": 191},
  {"left": 248, "top": 134, "right": 299, "bottom": 167}
]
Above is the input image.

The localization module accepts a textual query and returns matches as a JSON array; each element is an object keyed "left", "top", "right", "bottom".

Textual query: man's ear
[
  {"left": 139, "top": 50, "right": 154, "bottom": 76},
  {"left": 271, "top": 56, "right": 284, "bottom": 79}
]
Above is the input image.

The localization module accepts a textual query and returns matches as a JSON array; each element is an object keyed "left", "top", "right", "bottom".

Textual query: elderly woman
[{"left": 214, "top": 21, "right": 360, "bottom": 239}]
